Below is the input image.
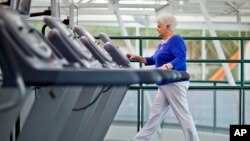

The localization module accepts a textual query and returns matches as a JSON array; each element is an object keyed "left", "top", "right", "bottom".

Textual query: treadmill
[
  {"left": 0, "top": 7, "right": 140, "bottom": 141},
  {"left": 43, "top": 16, "right": 164, "bottom": 141},
  {"left": 42, "top": 17, "right": 114, "bottom": 141}
]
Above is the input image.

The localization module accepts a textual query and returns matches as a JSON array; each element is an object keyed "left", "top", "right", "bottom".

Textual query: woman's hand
[
  {"left": 126, "top": 53, "right": 147, "bottom": 64},
  {"left": 126, "top": 53, "right": 138, "bottom": 61},
  {"left": 159, "top": 65, "right": 168, "bottom": 70},
  {"left": 159, "top": 63, "right": 172, "bottom": 70}
]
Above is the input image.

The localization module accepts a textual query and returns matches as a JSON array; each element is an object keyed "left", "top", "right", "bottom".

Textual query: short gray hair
[{"left": 156, "top": 14, "right": 177, "bottom": 31}]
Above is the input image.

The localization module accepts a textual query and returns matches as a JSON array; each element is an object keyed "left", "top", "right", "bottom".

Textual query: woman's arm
[{"left": 126, "top": 53, "right": 147, "bottom": 64}]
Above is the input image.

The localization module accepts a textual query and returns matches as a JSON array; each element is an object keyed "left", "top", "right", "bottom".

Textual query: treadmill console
[
  {"left": 44, "top": 17, "right": 94, "bottom": 62},
  {"left": 0, "top": 8, "right": 63, "bottom": 69}
]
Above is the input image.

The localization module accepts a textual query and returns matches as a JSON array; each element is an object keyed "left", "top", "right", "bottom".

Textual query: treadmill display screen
[{"left": 17, "top": 0, "right": 32, "bottom": 18}]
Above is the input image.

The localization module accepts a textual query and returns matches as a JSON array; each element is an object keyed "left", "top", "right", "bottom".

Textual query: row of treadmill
[{"left": 0, "top": 5, "right": 189, "bottom": 141}]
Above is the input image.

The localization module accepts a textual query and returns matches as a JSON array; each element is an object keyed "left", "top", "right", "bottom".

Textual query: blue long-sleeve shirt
[{"left": 145, "top": 35, "right": 187, "bottom": 71}]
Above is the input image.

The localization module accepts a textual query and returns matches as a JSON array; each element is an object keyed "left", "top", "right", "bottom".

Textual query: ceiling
[{"left": 29, "top": 0, "right": 250, "bottom": 30}]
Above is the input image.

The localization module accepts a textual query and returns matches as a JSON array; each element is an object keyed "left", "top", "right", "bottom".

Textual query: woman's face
[{"left": 157, "top": 21, "right": 168, "bottom": 39}]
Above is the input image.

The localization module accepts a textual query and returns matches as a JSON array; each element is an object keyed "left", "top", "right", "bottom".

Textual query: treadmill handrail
[{"left": 22, "top": 68, "right": 141, "bottom": 86}]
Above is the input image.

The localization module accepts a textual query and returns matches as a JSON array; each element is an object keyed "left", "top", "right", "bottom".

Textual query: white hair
[{"left": 157, "top": 14, "right": 177, "bottom": 31}]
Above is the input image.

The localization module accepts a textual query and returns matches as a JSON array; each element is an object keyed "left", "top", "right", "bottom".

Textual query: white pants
[{"left": 131, "top": 81, "right": 200, "bottom": 141}]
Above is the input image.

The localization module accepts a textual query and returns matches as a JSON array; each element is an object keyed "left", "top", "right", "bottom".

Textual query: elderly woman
[{"left": 126, "top": 14, "right": 200, "bottom": 141}]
